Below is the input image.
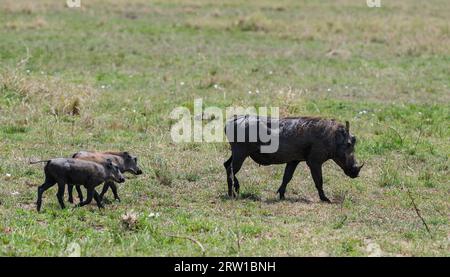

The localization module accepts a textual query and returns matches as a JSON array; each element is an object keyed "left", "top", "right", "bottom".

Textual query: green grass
[{"left": 0, "top": 0, "right": 449, "bottom": 256}]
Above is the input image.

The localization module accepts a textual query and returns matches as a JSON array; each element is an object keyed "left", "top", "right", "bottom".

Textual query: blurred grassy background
[{"left": 0, "top": 0, "right": 448, "bottom": 256}]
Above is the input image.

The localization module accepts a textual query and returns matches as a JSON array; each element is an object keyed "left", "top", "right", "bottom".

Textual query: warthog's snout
[
  {"left": 135, "top": 168, "right": 143, "bottom": 175},
  {"left": 346, "top": 162, "right": 364, "bottom": 178}
]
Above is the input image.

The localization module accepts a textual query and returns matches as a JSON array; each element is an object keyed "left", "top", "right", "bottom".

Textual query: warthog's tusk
[{"left": 357, "top": 162, "right": 365, "bottom": 171}]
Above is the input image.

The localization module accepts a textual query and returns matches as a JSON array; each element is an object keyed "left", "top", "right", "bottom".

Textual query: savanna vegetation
[{"left": 0, "top": 0, "right": 448, "bottom": 256}]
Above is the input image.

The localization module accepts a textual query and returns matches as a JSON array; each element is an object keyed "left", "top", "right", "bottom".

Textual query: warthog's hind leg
[
  {"left": 225, "top": 149, "right": 246, "bottom": 198},
  {"left": 36, "top": 178, "right": 56, "bottom": 212},
  {"left": 277, "top": 161, "right": 300, "bottom": 200},
  {"left": 224, "top": 156, "right": 233, "bottom": 197},
  {"left": 56, "top": 182, "right": 66, "bottom": 209}
]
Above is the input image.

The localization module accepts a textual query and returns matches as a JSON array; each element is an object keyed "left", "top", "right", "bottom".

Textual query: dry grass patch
[
  {"left": 0, "top": 70, "right": 97, "bottom": 118},
  {"left": 0, "top": 0, "right": 64, "bottom": 14},
  {"left": 4, "top": 17, "right": 48, "bottom": 30}
]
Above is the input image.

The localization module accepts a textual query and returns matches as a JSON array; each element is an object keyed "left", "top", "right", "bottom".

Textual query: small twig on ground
[
  {"left": 236, "top": 231, "right": 241, "bottom": 252},
  {"left": 168, "top": 234, "right": 205, "bottom": 256},
  {"left": 17, "top": 45, "right": 31, "bottom": 68},
  {"left": 404, "top": 186, "right": 432, "bottom": 237},
  {"left": 414, "top": 126, "right": 423, "bottom": 149},
  {"left": 388, "top": 126, "right": 403, "bottom": 145},
  {"left": 237, "top": 237, "right": 241, "bottom": 252},
  {"left": 340, "top": 191, "right": 347, "bottom": 212},
  {"left": 232, "top": 216, "right": 241, "bottom": 254},
  {"left": 70, "top": 119, "right": 75, "bottom": 146}
]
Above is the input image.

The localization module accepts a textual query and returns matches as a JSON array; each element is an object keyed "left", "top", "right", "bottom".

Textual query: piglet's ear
[
  {"left": 345, "top": 121, "right": 350, "bottom": 132},
  {"left": 106, "top": 158, "right": 113, "bottom": 168}
]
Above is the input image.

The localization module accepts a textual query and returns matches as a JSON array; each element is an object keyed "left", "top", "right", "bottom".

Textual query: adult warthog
[{"left": 224, "top": 115, "right": 364, "bottom": 202}]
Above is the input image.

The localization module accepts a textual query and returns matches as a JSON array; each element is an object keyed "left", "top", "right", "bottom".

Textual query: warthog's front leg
[
  {"left": 67, "top": 184, "right": 74, "bottom": 203},
  {"left": 67, "top": 184, "right": 84, "bottom": 204},
  {"left": 99, "top": 181, "right": 120, "bottom": 202},
  {"left": 75, "top": 185, "right": 83, "bottom": 203},
  {"left": 93, "top": 189, "right": 104, "bottom": 209},
  {"left": 306, "top": 161, "right": 331, "bottom": 203},
  {"left": 277, "top": 160, "right": 300, "bottom": 200},
  {"left": 109, "top": 182, "right": 120, "bottom": 202},
  {"left": 98, "top": 182, "right": 109, "bottom": 202},
  {"left": 75, "top": 186, "right": 94, "bottom": 207}
]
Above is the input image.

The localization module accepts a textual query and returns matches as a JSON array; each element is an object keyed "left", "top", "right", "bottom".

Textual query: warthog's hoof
[
  {"left": 102, "top": 198, "right": 113, "bottom": 204},
  {"left": 320, "top": 196, "right": 331, "bottom": 203}
]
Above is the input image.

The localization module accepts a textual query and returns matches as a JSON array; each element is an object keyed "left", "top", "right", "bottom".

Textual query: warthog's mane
[
  {"left": 103, "top": 151, "right": 128, "bottom": 157},
  {"left": 282, "top": 116, "right": 345, "bottom": 140},
  {"left": 226, "top": 115, "right": 347, "bottom": 142}
]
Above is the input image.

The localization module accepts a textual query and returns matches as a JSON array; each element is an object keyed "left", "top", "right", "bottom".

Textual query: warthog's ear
[
  {"left": 336, "top": 127, "right": 346, "bottom": 145},
  {"left": 123, "top": 151, "right": 131, "bottom": 158},
  {"left": 106, "top": 158, "right": 113, "bottom": 168},
  {"left": 345, "top": 121, "right": 350, "bottom": 132}
]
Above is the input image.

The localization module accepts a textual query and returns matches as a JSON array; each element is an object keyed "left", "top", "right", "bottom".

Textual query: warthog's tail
[{"left": 29, "top": 160, "right": 51, "bottom": 164}]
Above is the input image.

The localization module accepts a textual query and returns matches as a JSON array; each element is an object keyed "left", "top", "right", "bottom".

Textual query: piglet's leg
[
  {"left": 98, "top": 182, "right": 109, "bottom": 202},
  {"left": 67, "top": 184, "right": 74, "bottom": 203},
  {"left": 109, "top": 182, "right": 121, "bottom": 202},
  {"left": 75, "top": 185, "right": 83, "bottom": 203},
  {"left": 93, "top": 190, "right": 104, "bottom": 209},
  {"left": 56, "top": 183, "right": 66, "bottom": 209},
  {"left": 75, "top": 187, "right": 94, "bottom": 207},
  {"left": 36, "top": 179, "right": 56, "bottom": 212}
]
